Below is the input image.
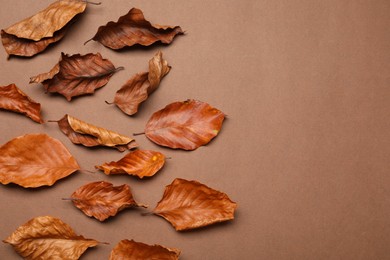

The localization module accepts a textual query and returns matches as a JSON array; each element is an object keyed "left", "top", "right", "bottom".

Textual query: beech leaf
[
  {"left": 0, "top": 133, "right": 80, "bottom": 188},
  {"left": 110, "top": 239, "right": 180, "bottom": 260},
  {"left": 67, "top": 181, "right": 146, "bottom": 221},
  {"left": 144, "top": 99, "right": 225, "bottom": 150},
  {"left": 153, "top": 178, "right": 237, "bottom": 231},
  {"left": 0, "top": 84, "right": 43, "bottom": 123},
  {"left": 96, "top": 150, "right": 165, "bottom": 178},
  {"left": 55, "top": 114, "right": 138, "bottom": 152},
  {"left": 3, "top": 216, "right": 99, "bottom": 260},
  {"left": 87, "top": 8, "right": 184, "bottom": 49}
]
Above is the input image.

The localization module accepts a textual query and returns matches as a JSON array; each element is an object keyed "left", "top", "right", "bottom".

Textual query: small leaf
[
  {"left": 96, "top": 150, "right": 165, "bottom": 178},
  {"left": 0, "top": 133, "right": 80, "bottom": 188},
  {"left": 109, "top": 239, "right": 180, "bottom": 260},
  {"left": 153, "top": 178, "right": 237, "bottom": 231},
  {"left": 3, "top": 216, "right": 99, "bottom": 260},
  {"left": 145, "top": 100, "right": 225, "bottom": 150},
  {"left": 0, "top": 84, "right": 43, "bottom": 123},
  {"left": 67, "top": 181, "right": 146, "bottom": 221}
]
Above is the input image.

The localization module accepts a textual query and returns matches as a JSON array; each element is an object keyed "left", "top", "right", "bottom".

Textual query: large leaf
[
  {"left": 0, "top": 133, "right": 80, "bottom": 188},
  {"left": 153, "top": 178, "right": 237, "bottom": 231},
  {"left": 55, "top": 114, "right": 138, "bottom": 152},
  {"left": 67, "top": 181, "right": 146, "bottom": 221},
  {"left": 0, "top": 84, "right": 43, "bottom": 123},
  {"left": 3, "top": 216, "right": 99, "bottom": 260},
  {"left": 110, "top": 239, "right": 180, "bottom": 260},
  {"left": 96, "top": 150, "right": 165, "bottom": 178},
  {"left": 145, "top": 100, "right": 225, "bottom": 150},
  {"left": 86, "top": 8, "right": 183, "bottom": 49}
]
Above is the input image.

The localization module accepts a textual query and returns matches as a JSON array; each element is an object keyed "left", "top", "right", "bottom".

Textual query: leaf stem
[
  {"left": 84, "top": 38, "right": 93, "bottom": 45},
  {"left": 105, "top": 100, "right": 114, "bottom": 105},
  {"left": 84, "top": 1, "right": 102, "bottom": 5},
  {"left": 133, "top": 132, "right": 145, "bottom": 136}
]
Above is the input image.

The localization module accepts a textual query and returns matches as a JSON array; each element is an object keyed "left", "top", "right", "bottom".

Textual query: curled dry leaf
[
  {"left": 30, "top": 52, "right": 122, "bottom": 101},
  {"left": 3, "top": 216, "right": 99, "bottom": 260},
  {"left": 0, "top": 133, "right": 80, "bottom": 188},
  {"left": 0, "top": 84, "right": 43, "bottom": 123},
  {"left": 110, "top": 239, "right": 180, "bottom": 260},
  {"left": 87, "top": 8, "right": 183, "bottom": 49},
  {"left": 67, "top": 181, "right": 146, "bottom": 221},
  {"left": 96, "top": 150, "right": 165, "bottom": 178},
  {"left": 55, "top": 114, "right": 137, "bottom": 152},
  {"left": 153, "top": 178, "right": 237, "bottom": 231},
  {"left": 144, "top": 99, "right": 225, "bottom": 150}
]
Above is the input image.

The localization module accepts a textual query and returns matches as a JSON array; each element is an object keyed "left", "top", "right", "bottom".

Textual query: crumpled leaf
[
  {"left": 55, "top": 114, "right": 137, "bottom": 152},
  {"left": 96, "top": 150, "right": 165, "bottom": 178},
  {"left": 86, "top": 8, "right": 183, "bottom": 50},
  {"left": 67, "top": 181, "right": 146, "bottom": 221},
  {"left": 3, "top": 215, "right": 99, "bottom": 260},
  {"left": 110, "top": 239, "right": 180, "bottom": 260},
  {"left": 144, "top": 99, "right": 225, "bottom": 150},
  {"left": 0, "top": 133, "right": 80, "bottom": 188},
  {"left": 0, "top": 84, "right": 43, "bottom": 123},
  {"left": 30, "top": 52, "right": 122, "bottom": 101},
  {"left": 153, "top": 178, "right": 237, "bottom": 231},
  {"left": 110, "top": 51, "right": 171, "bottom": 116}
]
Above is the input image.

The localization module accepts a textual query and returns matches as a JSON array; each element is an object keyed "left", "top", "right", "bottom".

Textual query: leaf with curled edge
[
  {"left": 86, "top": 8, "right": 183, "bottom": 50},
  {"left": 0, "top": 133, "right": 80, "bottom": 188},
  {"left": 0, "top": 84, "right": 43, "bottom": 123},
  {"left": 66, "top": 181, "right": 146, "bottom": 221},
  {"left": 153, "top": 178, "right": 237, "bottom": 231},
  {"left": 109, "top": 239, "right": 180, "bottom": 260},
  {"left": 55, "top": 114, "right": 137, "bottom": 152},
  {"left": 3, "top": 216, "right": 99, "bottom": 260},
  {"left": 144, "top": 100, "right": 225, "bottom": 150},
  {"left": 96, "top": 150, "right": 165, "bottom": 179}
]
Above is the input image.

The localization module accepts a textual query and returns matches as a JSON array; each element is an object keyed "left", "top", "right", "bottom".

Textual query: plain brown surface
[{"left": 0, "top": 0, "right": 389, "bottom": 259}]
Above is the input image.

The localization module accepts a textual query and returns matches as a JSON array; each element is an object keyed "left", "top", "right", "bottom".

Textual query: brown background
[{"left": 0, "top": 0, "right": 389, "bottom": 259}]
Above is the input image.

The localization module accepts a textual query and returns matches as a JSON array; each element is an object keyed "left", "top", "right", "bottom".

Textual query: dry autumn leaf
[
  {"left": 0, "top": 83, "right": 43, "bottom": 123},
  {"left": 96, "top": 150, "right": 165, "bottom": 178},
  {"left": 110, "top": 239, "right": 180, "bottom": 260},
  {"left": 0, "top": 133, "right": 80, "bottom": 188},
  {"left": 86, "top": 8, "right": 183, "bottom": 49},
  {"left": 143, "top": 99, "right": 225, "bottom": 150},
  {"left": 66, "top": 181, "right": 146, "bottom": 221},
  {"left": 153, "top": 178, "right": 237, "bottom": 231},
  {"left": 54, "top": 114, "right": 137, "bottom": 152},
  {"left": 3, "top": 216, "right": 99, "bottom": 260},
  {"left": 30, "top": 52, "right": 122, "bottom": 101}
]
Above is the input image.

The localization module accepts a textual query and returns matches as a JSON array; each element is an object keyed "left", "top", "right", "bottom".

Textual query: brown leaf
[
  {"left": 30, "top": 52, "right": 122, "bottom": 101},
  {"left": 67, "top": 181, "right": 146, "bottom": 221},
  {"left": 3, "top": 215, "right": 99, "bottom": 260},
  {"left": 111, "top": 51, "right": 171, "bottom": 116},
  {"left": 110, "top": 239, "right": 180, "bottom": 260},
  {"left": 153, "top": 178, "right": 237, "bottom": 231},
  {"left": 96, "top": 150, "right": 165, "bottom": 178},
  {"left": 0, "top": 84, "right": 43, "bottom": 123},
  {"left": 55, "top": 114, "right": 138, "bottom": 152},
  {"left": 144, "top": 99, "right": 225, "bottom": 150},
  {"left": 0, "top": 133, "right": 80, "bottom": 188},
  {"left": 87, "top": 8, "right": 183, "bottom": 50}
]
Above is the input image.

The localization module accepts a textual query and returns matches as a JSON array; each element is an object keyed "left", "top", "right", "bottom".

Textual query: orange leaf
[
  {"left": 0, "top": 134, "right": 80, "bottom": 188},
  {"left": 153, "top": 178, "right": 237, "bottom": 231}
]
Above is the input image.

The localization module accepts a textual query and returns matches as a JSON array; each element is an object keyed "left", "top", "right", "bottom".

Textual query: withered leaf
[
  {"left": 153, "top": 178, "right": 237, "bottom": 231},
  {"left": 0, "top": 84, "right": 43, "bottom": 123},
  {"left": 0, "top": 133, "right": 80, "bottom": 188},
  {"left": 67, "top": 181, "right": 146, "bottom": 221},
  {"left": 144, "top": 99, "right": 225, "bottom": 150},
  {"left": 96, "top": 150, "right": 165, "bottom": 178},
  {"left": 87, "top": 8, "right": 184, "bottom": 49},
  {"left": 30, "top": 52, "right": 122, "bottom": 101},
  {"left": 111, "top": 51, "right": 171, "bottom": 116},
  {"left": 3, "top": 216, "right": 99, "bottom": 260},
  {"left": 110, "top": 239, "right": 180, "bottom": 260},
  {"left": 55, "top": 114, "right": 138, "bottom": 152}
]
